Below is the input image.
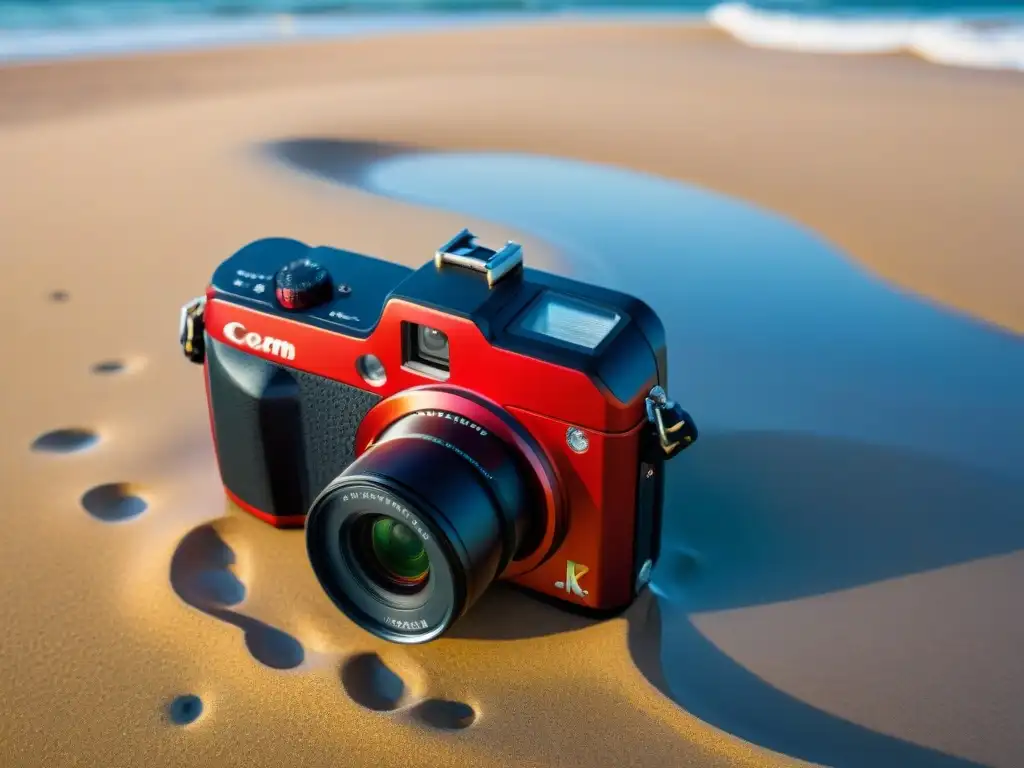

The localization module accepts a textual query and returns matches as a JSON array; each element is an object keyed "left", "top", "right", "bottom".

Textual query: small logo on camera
[
  {"left": 384, "top": 617, "right": 429, "bottom": 631},
  {"left": 223, "top": 321, "right": 296, "bottom": 361},
  {"left": 555, "top": 560, "right": 590, "bottom": 598}
]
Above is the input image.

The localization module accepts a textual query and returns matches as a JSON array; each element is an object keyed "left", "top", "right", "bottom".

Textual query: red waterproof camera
[{"left": 179, "top": 229, "right": 697, "bottom": 644}]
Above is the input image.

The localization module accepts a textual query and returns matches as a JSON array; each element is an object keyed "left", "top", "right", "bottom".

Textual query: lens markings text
[{"left": 341, "top": 491, "right": 430, "bottom": 542}]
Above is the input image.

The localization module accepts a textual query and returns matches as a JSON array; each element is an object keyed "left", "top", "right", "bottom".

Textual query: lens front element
[{"left": 367, "top": 516, "right": 430, "bottom": 587}]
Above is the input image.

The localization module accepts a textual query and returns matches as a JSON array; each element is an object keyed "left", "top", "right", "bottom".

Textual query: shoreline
[{"left": 3, "top": 6, "right": 1024, "bottom": 73}]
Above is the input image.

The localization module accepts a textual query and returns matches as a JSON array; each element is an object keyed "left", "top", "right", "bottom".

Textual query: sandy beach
[{"left": 1, "top": 18, "right": 1022, "bottom": 768}]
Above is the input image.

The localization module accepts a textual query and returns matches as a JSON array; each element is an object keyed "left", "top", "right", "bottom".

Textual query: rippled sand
[{"left": 1, "top": 20, "right": 1022, "bottom": 768}]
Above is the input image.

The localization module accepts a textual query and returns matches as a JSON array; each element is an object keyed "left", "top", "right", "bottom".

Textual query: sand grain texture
[{"left": 1, "top": 20, "right": 1022, "bottom": 768}]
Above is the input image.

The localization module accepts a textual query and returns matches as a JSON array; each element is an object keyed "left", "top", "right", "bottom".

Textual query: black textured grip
[
  {"left": 296, "top": 368, "right": 381, "bottom": 507},
  {"left": 205, "top": 337, "right": 382, "bottom": 519}
]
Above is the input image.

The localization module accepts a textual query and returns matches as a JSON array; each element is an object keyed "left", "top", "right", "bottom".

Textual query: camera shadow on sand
[
  {"left": 170, "top": 521, "right": 306, "bottom": 670},
  {"left": 263, "top": 137, "right": 1024, "bottom": 768}
]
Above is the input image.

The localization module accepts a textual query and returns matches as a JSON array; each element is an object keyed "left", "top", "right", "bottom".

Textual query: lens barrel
[{"left": 305, "top": 406, "right": 543, "bottom": 644}]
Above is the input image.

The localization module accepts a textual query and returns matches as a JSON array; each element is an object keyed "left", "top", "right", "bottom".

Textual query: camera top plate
[{"left": 208, "top": 230, "right": 668, "bottom": 410}]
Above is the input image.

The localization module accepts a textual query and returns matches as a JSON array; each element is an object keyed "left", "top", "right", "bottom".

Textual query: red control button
[{"left": 274, "top": 259, "right": 333, "bottom": 310}]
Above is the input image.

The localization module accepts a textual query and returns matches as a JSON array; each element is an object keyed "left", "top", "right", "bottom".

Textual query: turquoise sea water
[{"left": 0, "top": 0, "right": 1022, "bottom": 68}]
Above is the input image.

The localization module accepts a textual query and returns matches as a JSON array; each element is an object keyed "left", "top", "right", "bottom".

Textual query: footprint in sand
[
  {"left": 90, "top": 359, "right": 126, "bottom": 375},
  {"left": 340, "top": 653, "right": 408, "bottom": 711},
  {"left": 410, "top": 698, "right": 478, "bottom": 730},
  {"left": 31, "top": 427, "right": 99, "bottom": 454},
  {"left": 170, "top": 522, "right": 304, "bottom": 670},
  {"left": 167, "top": 694, "right": 204, "bottom": 726},
  {"left": 81, "top": 482, "right": 148, "bottom": 522},
  {"left": 340, "top": 653, "right": 477, "bottom": 730},
  {"left": 171, "top": 528, "right": 475, "bottom": 723}
]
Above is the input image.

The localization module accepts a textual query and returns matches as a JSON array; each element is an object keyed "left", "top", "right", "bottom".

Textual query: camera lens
[
  {"left": 356, "top": 515, "right": 430, "bottom": 590},
  {"left": 306, "top": 395, "right": 549, "bottom": 644},
  {"left": 417, "top": 326, "right": 449, "bottom": 364}
]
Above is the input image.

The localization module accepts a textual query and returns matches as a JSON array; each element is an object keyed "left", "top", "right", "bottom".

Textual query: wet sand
[{"left": 1, "top": 19, "right": 1023, "bottom": 768}]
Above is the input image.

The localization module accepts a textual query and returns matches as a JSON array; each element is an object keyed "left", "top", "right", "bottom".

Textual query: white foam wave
[{"left": 709, "top": 3, "right": 1024, "bottom": 72}]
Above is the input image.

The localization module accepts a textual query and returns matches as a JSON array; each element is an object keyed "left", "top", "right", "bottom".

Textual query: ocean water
[{"left": 0, "top": 0, "right": 1022, "bottom": 70}]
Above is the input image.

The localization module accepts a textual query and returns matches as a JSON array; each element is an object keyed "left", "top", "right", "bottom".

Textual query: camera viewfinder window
[
  {"left": 516, "top": 292, "right": 620, "bottom": 350},
  {"left": 403, "top": 322, "right": 451, "bottom": 380}
]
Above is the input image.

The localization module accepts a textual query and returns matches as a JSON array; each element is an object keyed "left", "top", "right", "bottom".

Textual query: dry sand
[{"left": 1, "top": 19, "right": 1022, "bottom": 768}]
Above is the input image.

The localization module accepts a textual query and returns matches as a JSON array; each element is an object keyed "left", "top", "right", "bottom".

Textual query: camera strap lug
[
  {"left": 179, "top": 295, "right": 207, "bottom": 365},
  {"left": 644, "top": 386, "right": 697, "bottom": 462},
  {"left": 435, "top": 228, "right": 523, "bottom": 288}
]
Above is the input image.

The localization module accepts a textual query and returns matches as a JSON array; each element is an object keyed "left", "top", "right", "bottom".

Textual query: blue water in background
[
  {"left": 1, "top": 0, "right": 1022, "bottom": 68},
  {"left": 2, "top": 0, "right": 1023, "bottom": 28}
]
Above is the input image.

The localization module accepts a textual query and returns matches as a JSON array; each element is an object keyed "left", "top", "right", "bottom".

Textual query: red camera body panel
[{"left": 502, "top": 408, "right": 645, "bottom": 611}]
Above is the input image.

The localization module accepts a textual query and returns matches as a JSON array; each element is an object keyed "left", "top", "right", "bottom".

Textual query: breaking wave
[{"left": 709, "top": 2, "right": 1024, "bottom": 71}]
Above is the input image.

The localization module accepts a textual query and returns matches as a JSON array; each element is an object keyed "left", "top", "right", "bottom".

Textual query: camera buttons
[
  {"left": 356, "top": 354, "right": 387, "bottom": 387},
  {"left": 644, "top": 386, "right": 698, "bottom": 460},
  {"left": 274, "top": 258, "right": 333, "bottom": 310},
  {"left": 565, "top": 427, "right": 590, "bottom": 454},
  {"left": 178, "top": 295, "right": 207, "bottom": 365}
]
